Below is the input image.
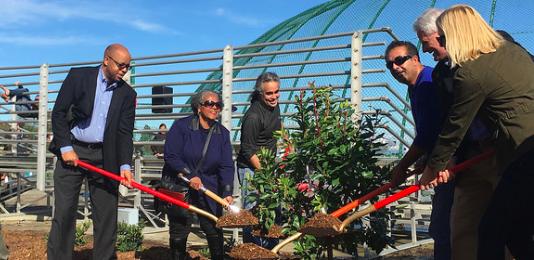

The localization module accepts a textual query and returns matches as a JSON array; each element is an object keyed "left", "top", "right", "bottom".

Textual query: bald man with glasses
[{"left": 47, "top": 44, "right": 137, "bottom": 260}]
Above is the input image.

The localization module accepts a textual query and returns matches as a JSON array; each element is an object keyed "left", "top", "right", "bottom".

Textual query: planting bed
[
  {"left": 1, "top": 229, "right": 208, "bottom": 260},
  {"left": 228, "top": 243, "right": 278, "bottom": 260}
]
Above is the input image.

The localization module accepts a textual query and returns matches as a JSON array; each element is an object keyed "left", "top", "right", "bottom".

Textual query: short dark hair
[{"left": 384, "top": 41, "right": 419, "bottom": 60}]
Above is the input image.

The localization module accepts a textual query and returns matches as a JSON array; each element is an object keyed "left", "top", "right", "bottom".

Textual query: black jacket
[
  {"left": 49, "top": 66, "right": 137, "bottom": 173},
  {"left": 237, "top": 100, "right": 281, "bottom": 168}
]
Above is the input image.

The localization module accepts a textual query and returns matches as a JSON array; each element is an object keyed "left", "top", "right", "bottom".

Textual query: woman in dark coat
[
  {"left": 161, "top": 90, "right": 234, "bottom": 260},
  {"left": 418, "top": 5, "right": 534, "bottom": 260}
]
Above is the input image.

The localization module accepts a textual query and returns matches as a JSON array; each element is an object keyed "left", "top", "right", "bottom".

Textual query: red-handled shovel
[
  {"left": 76, "top": 160, "right": 219, "bottom": 223},
  {"left": 312, "top": 149, "right": 495, "bottom": 236}
]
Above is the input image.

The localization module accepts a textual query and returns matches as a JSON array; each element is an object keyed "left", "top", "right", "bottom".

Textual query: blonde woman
[{"left": 418, "top": 4, "right": 534, "bottom": 260}]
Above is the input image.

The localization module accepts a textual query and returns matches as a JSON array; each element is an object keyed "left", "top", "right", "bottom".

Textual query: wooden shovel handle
[{"left": 179, "top": 173, "right": 230, "bottom": 208}]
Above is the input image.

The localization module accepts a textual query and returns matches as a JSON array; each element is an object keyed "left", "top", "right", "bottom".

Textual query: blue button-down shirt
[{"left": 61, "top": 68, "right": 130, "bottom": 171}]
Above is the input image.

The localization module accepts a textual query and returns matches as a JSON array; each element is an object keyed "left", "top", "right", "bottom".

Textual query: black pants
[
  {"left": 429, "top": 181, "right": 454, "bottom": 260},
  {"left": 168, "top": 195, "right": 224, "bottom": 260},
  {"left": 47, "top": 144, "right": 119, "bottom": 260},
  {"left": 478, "top": 149, "right": 534, "bottom": 260}
]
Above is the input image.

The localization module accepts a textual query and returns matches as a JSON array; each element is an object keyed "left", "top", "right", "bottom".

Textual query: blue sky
[{"left": 0, "top": 0, "right": 326, "bottom": 66}]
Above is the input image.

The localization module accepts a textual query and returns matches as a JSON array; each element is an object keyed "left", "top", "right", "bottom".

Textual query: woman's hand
[
  {"left": 189, "top": 176, "right": 203, "bottom": 190},
  {"left": 224, "top": 196, "right": 234, "bottom": 205}
]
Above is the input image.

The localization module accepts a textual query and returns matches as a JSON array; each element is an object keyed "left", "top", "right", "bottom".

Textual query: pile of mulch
[
  {"left": 299, "top": 213, "right": 342, "bottom": 237},
  {"left": 216, "top": 210, "right": 259, "bottom": 228},
  {"left": 1, "top": 230, "right": 207, "bottom": 260},
  {"left": 252, "top": 224, "right": 285, "bottom": 238},
  {"left": 228, "top": 243, "right": 278, "bottom": 260}
]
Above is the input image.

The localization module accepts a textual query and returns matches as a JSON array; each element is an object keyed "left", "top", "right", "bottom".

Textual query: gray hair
[
  {"left": 413, "top": 8, "right": 443, "bottom": 35},
  {"left": 251, "top": 72, "right": 280, "bottom": 102},
  {"left": 191, "top": 90, "right": 221, "bottom": 114}
]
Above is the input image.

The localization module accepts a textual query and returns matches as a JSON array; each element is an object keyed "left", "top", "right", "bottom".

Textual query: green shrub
[
  {"left": 74, "top": 221, "right": 91, "bottom": 246},
  {"left": 116, "top": 221, "right": 144, "bottom": 252},
  {"left": 247, "top": 84, "right": 393, "bottom": 258}
]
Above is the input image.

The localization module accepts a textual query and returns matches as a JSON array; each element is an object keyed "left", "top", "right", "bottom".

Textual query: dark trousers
[
  {"left": 168, "top": 196, "right": 224, "bottom": 260},
  {"left": 478, "top": 149, "right": 534, "bottom": 260},
  {"left": 47, "top": 144, "right": 119, "bottom": 260},
  {"left": 430, "top": 181, "right": 455, "bottom": 260}
]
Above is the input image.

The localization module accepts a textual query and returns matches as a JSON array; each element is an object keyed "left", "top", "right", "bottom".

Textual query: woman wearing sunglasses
[
  {"left": 160, "top": 90, "right": 234, "bottom": 260},
  {"left": 418, "top": 4, "right": 534, "bottom": 260}
]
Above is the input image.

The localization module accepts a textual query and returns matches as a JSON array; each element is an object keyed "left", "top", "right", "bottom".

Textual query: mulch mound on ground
[
  {"left": 299, "top": 213, "right": 342, "bottom": 237},
  {"left": 252, "top": 224, "right": 285, "bottom": 238},
  {"left": 216, "top": 210, "right": 259, "bottom": 228},
  {"left": 228, "top": 243, "right": 278, "bottom": 260}
]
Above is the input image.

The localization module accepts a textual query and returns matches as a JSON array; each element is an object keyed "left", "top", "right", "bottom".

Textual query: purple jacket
[{"left": 162, "top": 115, "right": 234, "bottom": 214}]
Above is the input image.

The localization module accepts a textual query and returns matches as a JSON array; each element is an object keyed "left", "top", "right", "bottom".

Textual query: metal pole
[
  {"left": 221, "top": 45, "right": 233, "bottom": 131},
  {"left": 37, "top": 63, "right": 49, "bottom": 191},
  {"left": 351, "top": 31, "right": 363, "bottom": 119},
  {"left": 134, "top": 156, "right": 142, "bottom": 209}
]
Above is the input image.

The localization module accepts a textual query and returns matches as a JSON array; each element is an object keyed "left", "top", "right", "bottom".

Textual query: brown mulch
[
  {"left": 299, "top": 213, "right": 342, "bottom": 237},
  {"left": 1, "top": 230, "right": 207, "bottom": 260},
  {"left": 251, "top": 224, "right": 285, "bottom": 238},
  {"left": 216, "top": 210, "right": 259, "bottom": 228},
  {"left": 228, "top": 243, "right": 278, "bottom": 260}
]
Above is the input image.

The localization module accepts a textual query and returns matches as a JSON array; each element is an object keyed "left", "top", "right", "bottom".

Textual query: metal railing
[{"left": 0, "top": 28, "right": 427, "bottom": 255}]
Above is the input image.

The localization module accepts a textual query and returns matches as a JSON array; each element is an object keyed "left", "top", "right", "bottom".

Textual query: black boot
[
  {"left": 170, "top": 238, "right": 187, "bottom": 260},
  {"left": 206, "top": 234, "right": 224, "bottom": 260}
]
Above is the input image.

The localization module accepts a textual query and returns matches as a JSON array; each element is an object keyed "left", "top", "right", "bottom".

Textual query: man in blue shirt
[
  {"left": 385, "top": 41, "right": 454, "bottom": 260},
  {"left": 47, "top": 44, "right": 137, "bottom": 260}
]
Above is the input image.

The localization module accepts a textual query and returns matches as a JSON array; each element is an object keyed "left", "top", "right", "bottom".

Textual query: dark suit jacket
[
  {"left": 428, "top": 42, "right": 534, "bottom": 172},
  {"left": 49, "top": 66, "right": 137, "bottom": 173}
]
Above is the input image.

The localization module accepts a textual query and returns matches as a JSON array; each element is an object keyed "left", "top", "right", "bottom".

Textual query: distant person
[
  {"left": 47, "top": 43, "right": 136, "bottom": 260},
  {"left": 151, "top": 123, "right": 167, "bottom": 158},
  {"left": 237, "top": 72, "right": 281, "bottom": 249},
  {"left": 161, "top": 90, "right": 234, "bottom": 260},
  {"left": 0, "top": 82, "right": 33, "bottom": 117}
]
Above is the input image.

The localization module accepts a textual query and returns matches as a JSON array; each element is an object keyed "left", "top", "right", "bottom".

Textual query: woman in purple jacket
[{"left": 161, "top": 90, "right": 234, "bottom": 260}]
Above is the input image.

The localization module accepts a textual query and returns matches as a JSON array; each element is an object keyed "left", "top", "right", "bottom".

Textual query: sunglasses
[
  {"left": 386, "top": 55, "right": 412, "bottom": 69},
  {"left": 438, "top": 35, "right": 446, "bottom": 47},
  {"left": 201, "top": 100, "right": 223, "bottom": 109},
  {"left": 107, "top": 55, "right": 130, "bottom": 70}
]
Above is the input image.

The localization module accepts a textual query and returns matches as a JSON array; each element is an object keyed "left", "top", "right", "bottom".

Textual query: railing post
[
  {"left": 351, "top": 31, "right": 363, "bottom": 119},
  {"left": 134, "top": 156, "right": 142, "bottom": 208},
  {"left": 221, "top": 45, "right": 233, "bottom": 132},
  {"left": 37, "top": 63, "right": 49, "bottom": 191}
]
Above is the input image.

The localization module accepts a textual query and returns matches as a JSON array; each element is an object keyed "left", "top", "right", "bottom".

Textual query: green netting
[{"left": 192, "top": 0, "right": 534, "bottom": 150}]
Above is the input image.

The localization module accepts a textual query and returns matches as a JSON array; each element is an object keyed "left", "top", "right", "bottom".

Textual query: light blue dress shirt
[{"left": 60, "top": 68, "right": 130, "bottom": 171}]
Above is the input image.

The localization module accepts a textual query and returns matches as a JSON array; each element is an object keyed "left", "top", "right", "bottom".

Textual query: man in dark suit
[{"left": 47, "top": 44, "right": 137, "bottom": 260}]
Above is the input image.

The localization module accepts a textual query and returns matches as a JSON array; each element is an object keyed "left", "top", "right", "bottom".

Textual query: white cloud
[
  {"left": 213, "top": 7, "right": 268, "bottom": 27},
  {"left": 0, "top": 33, "right": 104, "bottom": 46},
  {"left": 0, "top": 0, "right": 178, "bottom": 34}
]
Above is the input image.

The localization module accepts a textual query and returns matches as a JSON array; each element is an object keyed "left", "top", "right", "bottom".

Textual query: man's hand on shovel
[{"left": 120, "top": 169, "right": 133, "bottom": 188}]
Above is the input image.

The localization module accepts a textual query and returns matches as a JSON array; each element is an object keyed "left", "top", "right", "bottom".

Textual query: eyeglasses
[
  {"left": 201, "top": 100, "right": 223, "bottom": 109},
  {"left": 107, "top": 55, "right": 130, "bottom": 70},
  {"left": 438, "top": 35, "right": 446, "bottom": 47},
  {"left": 386, "top": 55, "right": 412, "bottom": 69}
]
